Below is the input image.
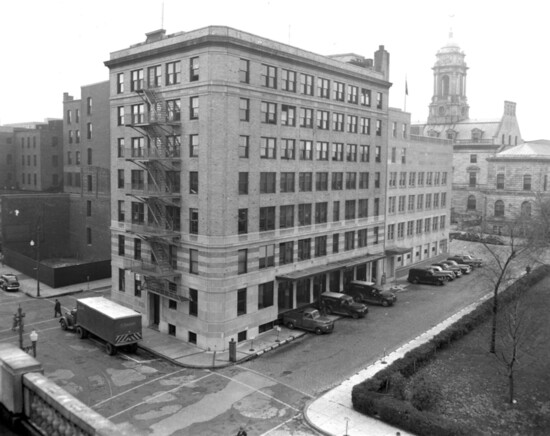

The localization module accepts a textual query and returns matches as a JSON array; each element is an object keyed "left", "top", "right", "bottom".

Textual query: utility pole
[{"left": 16, "top": 305, "right": 25, "bottom": 349}]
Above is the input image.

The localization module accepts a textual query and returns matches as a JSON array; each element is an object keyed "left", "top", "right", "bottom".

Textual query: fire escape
[{"left": 125, "top": 84, "right": 187, "bottom": 302}]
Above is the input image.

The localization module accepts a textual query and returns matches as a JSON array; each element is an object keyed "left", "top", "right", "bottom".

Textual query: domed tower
[{"left": 427, "top": 30, "right": 469, "bottom": 124}]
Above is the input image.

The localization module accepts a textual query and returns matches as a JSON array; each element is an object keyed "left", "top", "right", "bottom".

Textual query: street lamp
[{"left": 30, "top": 237, "right": 40, "bottom": 298}]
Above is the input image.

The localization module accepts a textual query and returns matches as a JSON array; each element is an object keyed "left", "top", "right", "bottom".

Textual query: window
[
  {"left": 442, "top": 172, "right": 448, "bottom": 185},
  {"left": 131, "top": 202, "right": 145, "bottom": 224},
  {"left": 376, "top": 119, "right": 382, "bottom": 136},
  {"left": 239, "top": 98, "right": 250, "bottom": 121},
  {"left": 315, "top": 202, "right": 328, "bottom": 224},
  {"left": 315, "top": 236, "right": 327, "bottom": 257},
  {"left": 87, "top": 123, "right": 92, "bottom": 139},
  {"left": 361, "top": 88, "right": 371, "bottom": 106},
  {"left": 280, "top": 205, "right": 294, "bottom": 228},
  {"left": 346, "top": 144, "right": 357, "bottom": 162},
  {"left": 87, "top": 97, "right": 92, "bottom": 115},
  {"left": 316, "top": 141, "right": 329, "bottom": 160},
  {"left": 189, "top": 134, "right": 199, "bottom": 157},
  {"left": 298, "top": 239, "right": 311, "bottom": 261},
  {"left": 259, "top": 207, "right": 276, "bottom": 231},
  {"left": 333, "top": 234, "right": 339, "bottom": 253},
  {"left": 469, "top": 172, "right": 477, "bottom": 187},
  {"left": 130, "top": 69, "right": 143, "bottom": 91},
  {"left": 237, "top": 288, "right": 247, "bottom": 316},
  {"left": 467, "top": 195, "right": 476, "bottom": 210},
  {"left": 407, "top": 221, "right": 414, "bottom": 236},
  {"left": 300, "top": 107, "right": 313, "bottom": 128},
  {"left": 281, "top": 105, "right": 296, "bottom": 126},
  {"left": 348, "top": 116, "right": 358, "bottom": 133},
  {"left": 424, "top": 218, "right": 431, "bottom": 233},
  {"left": 425, "top": 193, "right": 432, "bottom": 209},
  {"left": 332, "top": 172, "right": 343, "bottom": 190},
  {"left": 376, "top": 92, "right": 383, "bottom": 109},
  {"left": 398, "top": 195, "right": 406, "bottom": 212},
  {"left": 426, "top": 172, "right": 433, "bottom": 186},
  {"left": 281, "top": 139, "right": 295, "bottom": 159},
  {"left": 345, "top": 231, "right": 355, "bottom": 250},
  {"left": 190, "top": 96, "right": 199, "bottom": 119},
  {"left": 348, "top": 85, "right": 358, "bottom": 104},
  {"left": 358, "top": 199, "right": 368, "bottom": 218},
  {"left": 299, "top": 172, "right": 312, "bottom": 191},
  {"left": 118, "top": 268, "right": 125, "bottom": 292},
  {"left": 433, "top": 193, "right": 440, "bottom": 208},
  {"left": 418, "top": 172, "right": 424, "bottom": 186},
  {"left": 389, "top": 172, "right": 397, "bottom": 188},
  {"left": 359, "top": 145, "right": 370, "bottom": 163},
  {"left": 87, "top": 175, "right": 93, "bottom": 192},
  {"left": 280, "top": 172, "right": 295, "bottom": 193},
  {"left": 332, "top": 143, "right": 344, "bottom": 161},
  {"left": 318, "top": 78, "right": 330, "bottom": 98},
  {"left": 260, "top": 172, "right": 276, "bottom": 193},
  {"left": 189, "top": 249, "right": 199, "bottom": 274},
  {"left": 118, "top": 200, "right": 125, "bottom": 222},
  {"left": 258, "top": 282, "right": 274, "bottom": 309},
  {"left": 397, "top": 223, "right": 405, "bottom": 239},
  {"left": 260, "top": 137, "right": 276, "bottom": 159},
  {"left": 333, "top": 201, "right": 340, "bottom": 222},
  {"left": 117, "top": 73, "right": 124, "bottom": 93},
  {"left": 239, "top": 136, "right": 249, "bottom": 158},
  {"left": 496, "top": 173, "right": 505, "bottom": 189},
  {"left": 117, "top": 106, "right": 125, "bottom": 126},
  {"left": 333, "top": 81, "right": 345, "bottom": 101},
  {"left": 494, "top": 200, "right": 505, "bottom": 217},
  {"left": 239, "top": 172, "right": 248, "bottom": 194},
  {"left": 117, "top": 169, "right": 124, "bottom": 189},
  {"left": 117, "top": 138, "right": 125, "bottom": 158},
  {"left": 189, "top": 208, "right": 199, "bottom": 234},
  {"left": 282, "top": 69, "right": 296, "bottom": 92},
  {"left": 392, "top": 123, "right": 397, "bottom": 138},
  {"left": 238, "top": 209, "right": 248, "bottom": 234},
  {"left": 261, "top": 102, "right": 277, "bottom": 124},
  {"left": 399, "top": 172, "right": 406, "bottom": 187},
  {"left": 417, "top": 194, "right": 424, "bottom": 210},
  {"left": 76, "top": 151, "right": 81, "bottom": 164},
  {"left": 118, "top": 235, "right": 125, "bottom": 255},
  {"left": 66, "top": 109, "right": 72, "bottom": 124},
  {"left": 401, "top": 148, "right": 407, "bottom": 164},
  {"left": 134, "top": 238, "right": 141, "bottom": 260},
  {"left": 440, "top": 216, "right": 446, "bottom": 229},
  {"left": 373, "top": 227, "right": 379, "bottom": 244},
  {"left": 387, "top": 224, "right": 395, "bottom": 240},
  {"left": 346, "top": 172, "right": 357, "bottom": 189},
  {"left": 360, "top": 117, "right": 371, "bottom": 135},
  {"left": 375, "top": 146, "right": 381, "bottom": 162},
  {"left": 87, "top": 148, "right": 92, "bottom": 165},
  {"left": 189, "top": 57, "right": 199, "bottom": 81},
  {"left": 262, "top": 64, "right": 277, "bottom": 88},
  {"left": 86, "top": 228, "right": 92, "bottom": 245},
  {"left": 68, "top": 130, "right": 73, "bottom": 144},
  {"left": 416, "top": 219, "right": 422, "bottom": 235},
  {"left": 523, "top": 174, "right": 532, "bottom": 190},
  {"left": 521, "top": 201, "right": 531, "bottom": 217},
  {"left": 402, "top": 124, "right": 407, "bottom": 139},
  {"left": 441, "top": 193, "right": 447, "bottom": 207},
  {"left": 131, "top": 137, "right": 144, "bottom": 157},
  {"left": 409, "top": 172, "right": 416, "bottom": 187},
  {"left": 317, "top": 110, "right": 329, "bottom": 130},
  {"left": 333, "top": 113, "right": 344, "bottom": 131},
  {"left": 345, "top": 200, "right": 356, "bottom": 220},
  {"left": 238, "top": 249, "right": 247, "bottom": 274},
  {"left": 298, "top": 203, "right": 312, "bottom": 226},
  {"left": 388, "top": 197, "right": 396, "bottom": 214},
  {"left": 299, "top": 140, "right": 313, "bottom": 160},
  {"left": 359, "top": 172, "right": 369, "bottom": 189},
  {"left": 300, "top": 74, "right": 314, "bottom": 95},
  {"left": 239, "top": 59, "right": 249, "bottom": 83},
  {"left": 279, "top": 241, "right": 294, "bottom": 265},
  {"left": 165, "top": 61, "right": 181, "bottom": 85},
  {"left": 470, "top": 154, "right": 477, "bottom": 163},
  {"left": 189, "top": 288, "right": 198, "bottom": 316},
  {"left": 316, "top": 172, "right": 328, "bottom": 191},
  {"left": 148, "top": 65, "right": 162, "bottom": 88}
]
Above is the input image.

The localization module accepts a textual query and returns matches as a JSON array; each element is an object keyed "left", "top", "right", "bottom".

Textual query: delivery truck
[{"left": 60, "top": 297, "right": 142, "bottom": 355}]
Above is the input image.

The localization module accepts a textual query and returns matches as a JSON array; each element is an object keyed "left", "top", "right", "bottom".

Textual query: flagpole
[{"left": 404, "top": 76, "right": 408, "bottom": 112}]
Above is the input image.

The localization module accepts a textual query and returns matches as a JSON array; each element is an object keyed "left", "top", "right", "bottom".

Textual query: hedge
[{"left": 351, "top": 264, "right": 550, "bottom": 436}]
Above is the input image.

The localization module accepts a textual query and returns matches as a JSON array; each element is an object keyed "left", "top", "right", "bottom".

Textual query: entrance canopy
[
  {"left": 276, "top": 252, "right": 385, "bottom": 281},
  {"left": 385, "top": 246, "right": 412, "bottom": 256}
]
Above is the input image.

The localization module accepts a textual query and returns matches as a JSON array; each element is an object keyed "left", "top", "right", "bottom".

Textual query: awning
[
  {"left": 385, "top": 246, "right": 413, "bottom": 256},
  {"left": 276, "top": 252, "right": 386, "bottom": 281}
]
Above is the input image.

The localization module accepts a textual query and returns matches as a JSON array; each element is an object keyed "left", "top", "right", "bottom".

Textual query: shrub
[
  {"left": 410, "top": 374, "right": 441, "bottom": 411},
  {"left": 387, "top": 372, "right": 407, "bottom": 400}
]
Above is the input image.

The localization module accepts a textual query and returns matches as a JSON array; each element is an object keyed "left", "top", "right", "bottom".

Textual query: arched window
[
  {"left": 441, "top": 76, "right": 450, "bottom": 96},
  {"left": 495, "top": 200, "right": 505, "bottom": 217},
  {"left": 521, "top": 201, "right": 531, "bottom": 217},
  {"left": 467, "top": 195, "right": 476, "bottom": 210}
]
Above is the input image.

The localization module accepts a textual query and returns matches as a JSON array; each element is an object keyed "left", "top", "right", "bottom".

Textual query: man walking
[{"left": 54, "top": 299, "right": 62, "bottom": 318}]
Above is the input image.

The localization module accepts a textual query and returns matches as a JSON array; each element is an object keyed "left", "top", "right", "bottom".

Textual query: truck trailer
[{"left": 62, "top": 297, "right": 142, "bottom": 355}]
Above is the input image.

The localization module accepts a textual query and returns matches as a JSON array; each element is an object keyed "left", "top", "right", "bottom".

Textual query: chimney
[
  {"left": 374, "top": 45, "right": 390, "bottom": 81},
  {"left": 145, "top": 29, "right": 166, "bottom": 43}
]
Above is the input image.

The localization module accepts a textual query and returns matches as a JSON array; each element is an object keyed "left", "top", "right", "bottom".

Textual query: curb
[{"left": 23, "top": 288, "right": 85, "bottom": 299}]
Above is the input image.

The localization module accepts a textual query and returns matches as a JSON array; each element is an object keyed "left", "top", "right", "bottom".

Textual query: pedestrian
[
  {"left": 236, "top": 426, "right": 247, "bottom": 436},
  {"left": 12, "top": 313, "right": 18, "bottom": 331},
  {"left": 54, "top": 299, "right": 62, "bottom": 318}
]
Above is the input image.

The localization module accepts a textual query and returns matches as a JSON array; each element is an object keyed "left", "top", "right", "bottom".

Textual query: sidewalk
[{"left": 5, "top": 259, "right": 471, "bottom": 436}]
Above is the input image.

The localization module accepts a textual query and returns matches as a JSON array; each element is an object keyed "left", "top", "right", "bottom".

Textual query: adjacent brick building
[{"left": 105, "top": 26, "right": 391, "bottom": 349}]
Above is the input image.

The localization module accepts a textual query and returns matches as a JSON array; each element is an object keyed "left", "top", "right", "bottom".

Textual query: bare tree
[{"left": 493, "top": 295, "right": 537, "bottom": 404}]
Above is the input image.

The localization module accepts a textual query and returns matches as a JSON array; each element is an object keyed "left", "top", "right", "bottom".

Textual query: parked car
[
  {"left": 426, "top": 266, "right": 455, "bottom": 281},
  {"left": 282, "top": 308, "right": 334, "bottom": 334},
  {"left": 407, "top": 268, "right": 446, "bottom": 286},
  {"left": 448, "top": 255, "right": 482, "bottom": 268},
  {"left": 344, "top": 280, "right": 397, "bottom": 307},
  {"left": 462, "top": 254, "right": 484, "bottom": 267},
  {"left": 444, "top": 259, "right": 472, "bottom": 274},
  {"left": 319, "top": 292, "right": 368, "bottom": 318},
  {"left": 0, "top": 274, "right": 20, "bottom": 292},
  {"left": 436, "top": 262, "right": 463, "bottom": 277}
]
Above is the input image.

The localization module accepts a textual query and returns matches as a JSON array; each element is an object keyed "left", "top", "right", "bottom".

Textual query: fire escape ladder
[
  {"left": 146, "top": 197, "right": 168, "bottom": 230},
  {"left": 150, "top": 239, "right": 173, "bottom": 274}
]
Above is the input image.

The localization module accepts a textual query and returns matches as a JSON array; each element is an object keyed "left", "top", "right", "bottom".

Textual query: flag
[{"left": 405, "top": 79, "right": 408, "bottom": 96}]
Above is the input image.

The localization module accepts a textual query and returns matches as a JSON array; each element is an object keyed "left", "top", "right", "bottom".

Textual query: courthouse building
[{"left": 105, "top": 26, "right": 391, "bottom": 349}]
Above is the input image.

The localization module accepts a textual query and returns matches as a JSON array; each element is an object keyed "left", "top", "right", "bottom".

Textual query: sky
[{"left": 1, "top": 0, "right": 548, "bottom": 140}]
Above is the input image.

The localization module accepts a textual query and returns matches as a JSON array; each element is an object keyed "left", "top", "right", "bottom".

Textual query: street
[{"left": 0, "top": 243, "right": 526, "bottom": 435}]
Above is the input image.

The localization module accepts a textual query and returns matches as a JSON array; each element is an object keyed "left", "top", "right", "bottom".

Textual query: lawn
[{"left": 410, "top": 275, "right": 550, "bottom": 435}]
